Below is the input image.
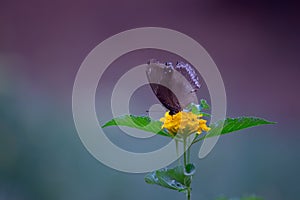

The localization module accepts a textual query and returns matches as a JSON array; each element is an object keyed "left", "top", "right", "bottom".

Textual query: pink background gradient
[{"left": 0, "top": 0, "right": 299, "bottom": 199}]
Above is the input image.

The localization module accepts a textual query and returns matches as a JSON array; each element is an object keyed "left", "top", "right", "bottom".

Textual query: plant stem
[
  {"left": 183, "top": 137, "right": 191, "bottom": 200},
  {"left": 187, "top": 188, "right": 191, "bottom": 200},
  {"left": 183, "top": 137, "right": 187, "bottom": 166},
  {"left": 187, "top": 137, "right": 190, "bottom": 163},
  {"left": 176, "top": 139, "right": 181, "bottom": 166}
]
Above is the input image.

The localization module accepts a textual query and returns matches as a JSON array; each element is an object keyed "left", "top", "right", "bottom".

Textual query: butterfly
[{"left": 146, "top": 59, "right": 201, "bottom": 115}]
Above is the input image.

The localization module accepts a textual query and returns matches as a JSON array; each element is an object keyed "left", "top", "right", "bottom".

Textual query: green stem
[
  {"left": 191, "top": 133, "right": 201, "bottom": 145},
  {"left": 187, "top": 137, "right": 191, "bottom": 163},
  {"left": 175, "top": 139, "right": 181, "bottom": 166},
  {"left": 183, "top": 137, "right": 191, "bottom": 200},
  {"left": 187, "top": 188, "right": 191, "bottom": 200},
  {"left": 176, "top": 139, "right": 179, "bottom": 157},
  {"left": 183, "top": 137, "right": 187, "bottom": 166}
]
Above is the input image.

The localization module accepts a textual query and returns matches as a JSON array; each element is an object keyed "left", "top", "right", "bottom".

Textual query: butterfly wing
[
  {"left": 146, "top": 60, "right": 181, "bottom": 114},
  {"left": 175, "top": 61, "right": 201, "bottom": 92},
  {"left": 146, "top": 60, "right": 201, "bottom": 114}
]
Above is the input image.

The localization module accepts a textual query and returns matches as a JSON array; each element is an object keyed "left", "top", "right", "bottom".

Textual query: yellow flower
[{"left": 160, "top": 111, "right": 211, "bottom": 136}]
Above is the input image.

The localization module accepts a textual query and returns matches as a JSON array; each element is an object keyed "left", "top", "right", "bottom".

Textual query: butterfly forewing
[{"left": 175, "top": 62, "right": 201, "bottom": 92}]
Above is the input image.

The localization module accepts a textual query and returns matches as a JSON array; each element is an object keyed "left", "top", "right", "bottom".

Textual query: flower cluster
[{"left": 160, "top": 111, "right": 210, "bottom": 136}]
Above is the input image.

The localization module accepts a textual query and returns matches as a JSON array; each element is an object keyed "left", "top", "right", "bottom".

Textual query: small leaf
[
  {"left": 193, "top": 117, "right": 276, "bottom": 144},
  {"left": 200, "top": 112, "right": 211, "bottom": 117},
  {"left": 145, "top": 165, "right": 194, "bottom": 192},
  {"left": 186, "top": 103, "right": 201, "bottom": 115},
  {"left": 184, "top": 163, "right": 196, "bottom": 176},
  {"left": 185, "top": 103, "right": 211, "bottom": 117},
  {"left": 200, "top": 99, "right": 210, "bottom": 110},
  {"left": 102, "top": 115, "right": 171, "bottom": 137}
]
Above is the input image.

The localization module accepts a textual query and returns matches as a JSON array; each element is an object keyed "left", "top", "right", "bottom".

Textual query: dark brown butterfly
[{"left": 146, "top": 59, "right": 201, "bottom": 115}]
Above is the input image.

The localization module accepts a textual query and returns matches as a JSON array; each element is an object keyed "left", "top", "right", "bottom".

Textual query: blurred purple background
[{"left": 0, "top": 0, "right": 299, "bottom": 200}]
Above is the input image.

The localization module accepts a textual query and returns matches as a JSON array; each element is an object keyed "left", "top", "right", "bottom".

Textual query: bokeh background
[{"left": 1, "top": 0, "right": 299, "bottom": 199}]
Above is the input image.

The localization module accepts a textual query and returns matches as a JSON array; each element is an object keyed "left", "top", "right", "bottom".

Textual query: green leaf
[
  {"left": 102, "top": 115, "right": 171, "bottom": 137},
  {"left": 184, "top": 163, "right": 196, "bottom": 176},
  {"left": 145, "top": 165, "right": 195, "bottom": 192},
  {"left": 209, "top": 117, "right": 276, "bottom": 136},
  {"left": 200, "top": 112, "right": 211, "bottom": 117},
  {"left": 186, "top": 103, "right": 201, "bottom": 115},
  {"left": 193, "top": 117, "right": 276, "bottom": 144},
  {"left": 185, "top": 102, "right": 211, "bottom": 117},
  {"left": 200, "top": 99, "right": 210, "bottom": 110}
]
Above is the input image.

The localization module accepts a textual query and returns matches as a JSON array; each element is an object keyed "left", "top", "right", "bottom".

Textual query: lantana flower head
[{"left": 160, "top": 111, "right": 210, "bottom": 136}]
